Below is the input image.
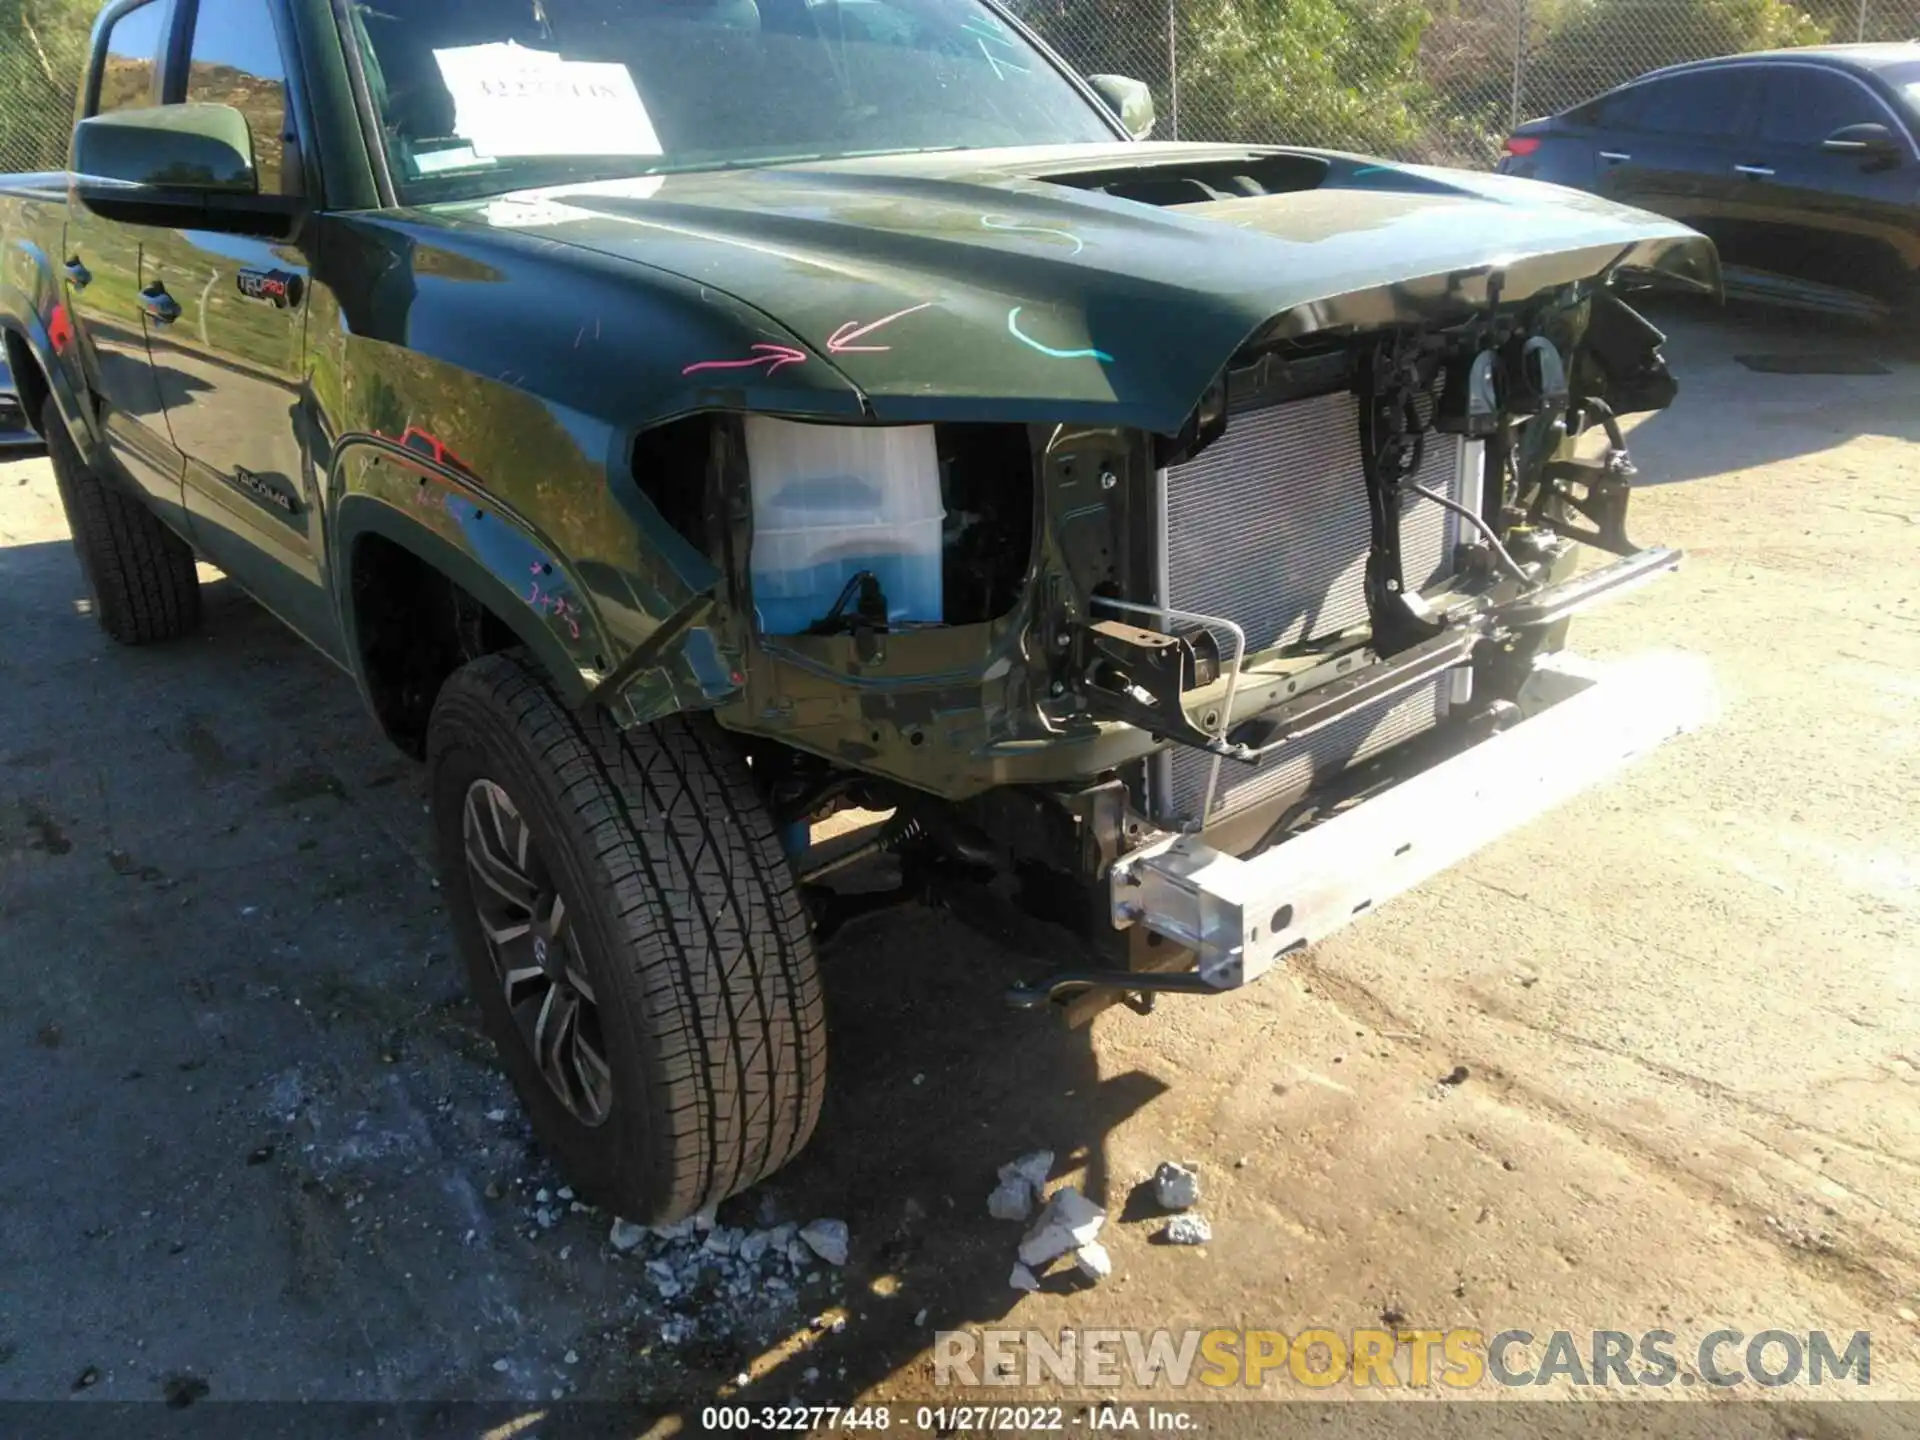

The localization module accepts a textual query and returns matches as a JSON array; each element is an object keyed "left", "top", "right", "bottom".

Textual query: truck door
[
  {"left": 1734, "top": 63, "right": 1920, "bottom": 313},
  {"left": 140, "top": 0, "right": 337, "bottom": 656},
  {"left": 63, "top": 0, "right": 188, "bottom": 531}
]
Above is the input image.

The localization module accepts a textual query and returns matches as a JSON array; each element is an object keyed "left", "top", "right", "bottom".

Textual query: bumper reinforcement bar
[
  {"left": 1108, "top": 650, "right": 1716, "bottom": 989},
  {"left": 1501, "top": 545, "right": 1681, "bottom": 629}
]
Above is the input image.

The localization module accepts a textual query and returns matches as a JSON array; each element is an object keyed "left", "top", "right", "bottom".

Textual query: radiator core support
[{"left": 1149, "top": 384, "right": 1483, "bottom": 829}]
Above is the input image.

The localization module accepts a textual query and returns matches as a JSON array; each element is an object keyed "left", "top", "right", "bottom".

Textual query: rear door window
[
  {"left": 93, "top": 0, "right": 170, "bottom": 115},
  {"left": 1570, "top": 87, "right": 1644, "bottom": 128},
  {"left": 1626, "top": 68, "right": 1757, "bottom": 140},
  {"left": 1755, "top": 66, "right": 1889, "bottom": 146}
]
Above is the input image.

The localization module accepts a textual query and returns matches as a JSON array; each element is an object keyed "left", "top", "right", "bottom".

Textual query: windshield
[{"left": 349, "top": 0, "right": 1119, "bottom": 202}]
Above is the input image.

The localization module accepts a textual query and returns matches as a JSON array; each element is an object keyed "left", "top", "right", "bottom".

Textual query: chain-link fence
[
  {"left": 1017, "top": 0, "right": 1919, "bottom": 165},
  {"left": 3, "top": 0, "right": 1917, "bottom": 175},
  {"left": 1, "top": 1, "right": 92, "bottom": 175}
]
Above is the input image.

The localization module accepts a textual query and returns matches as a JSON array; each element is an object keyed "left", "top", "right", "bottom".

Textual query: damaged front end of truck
[{"left": 581, "top": 160, "right": 1720, "bottom": 1016}]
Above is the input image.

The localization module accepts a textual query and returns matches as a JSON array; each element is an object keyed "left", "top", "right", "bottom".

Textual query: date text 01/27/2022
[{"left": 697, "top": 1405, "right": 1201, "bottom": 1432}]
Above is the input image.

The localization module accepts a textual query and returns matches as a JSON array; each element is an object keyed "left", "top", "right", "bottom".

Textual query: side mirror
[
  {"left": 1088, "top": 74, "right": 1155, "bottom": 141},
  {"left": 72, "top": 103, "right": 300, "bottom": 236},
  {"left": 1821, "top": 122, "right": 1901, "bottom": 164}
]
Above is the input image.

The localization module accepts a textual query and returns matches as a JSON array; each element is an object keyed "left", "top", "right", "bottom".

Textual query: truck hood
[{"left": 424, "top": 142, "right": 1717, "bottom": 435}]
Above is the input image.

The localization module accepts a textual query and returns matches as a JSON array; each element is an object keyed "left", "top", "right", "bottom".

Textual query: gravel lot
[{"left": 2, "top": 304, "right": 1917, "bottom": 1426}]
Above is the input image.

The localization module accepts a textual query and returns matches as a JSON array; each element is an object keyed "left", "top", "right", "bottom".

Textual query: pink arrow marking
[
  {"left": 827, "top": 302, "right": 934, "bottom": 355},
  {"left": 682, "top": 343, "right": 809, "bottom": 378}
]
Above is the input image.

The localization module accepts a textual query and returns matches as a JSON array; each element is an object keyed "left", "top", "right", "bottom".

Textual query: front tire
[
  {"left": 428, "top": 653, "right": 826, "bottom": 1222},
  {"left": 42, "top": 397, "right": 201, "bottom": 644}
]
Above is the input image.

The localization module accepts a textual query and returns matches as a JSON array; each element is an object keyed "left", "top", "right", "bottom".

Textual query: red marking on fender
[{"left": 682, "top": 344, "right": 808, "bottom": 378}]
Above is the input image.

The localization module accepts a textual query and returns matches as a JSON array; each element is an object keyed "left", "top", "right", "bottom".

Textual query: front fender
[
  {"left": 0, "top": 212, "right": 103, "bottom": 461},
  {"left": 333, "top": 439, "right": 602, "bottom": 703},
  {"left": 331, "top": 435, "right": 743, "bottom": 726}
]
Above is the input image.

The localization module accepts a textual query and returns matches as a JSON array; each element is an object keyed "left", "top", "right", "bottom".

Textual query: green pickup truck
[{"left": 1, "top": 0, "right": 1718, "bottom": 1224}]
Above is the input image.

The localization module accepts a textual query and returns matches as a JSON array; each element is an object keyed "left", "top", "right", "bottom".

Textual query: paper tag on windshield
[{"left": 432, "top": 42, "right": 662, "bottom": 160}]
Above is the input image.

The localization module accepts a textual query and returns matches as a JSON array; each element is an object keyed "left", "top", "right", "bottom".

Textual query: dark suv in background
[{"left": 1501, "top": 44, "right": 1920, "bottom": 320}]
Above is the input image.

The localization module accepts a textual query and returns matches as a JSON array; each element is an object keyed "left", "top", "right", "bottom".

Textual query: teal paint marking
[
  {"left": 981, "top": 214, "right": 1085, "bottom": 256},
  {"left": 975, "top": 37, "right": 1029, "bottom": 78},
  {"left": 1007, "top": 306, "right": 1112, "bottom": 363}
]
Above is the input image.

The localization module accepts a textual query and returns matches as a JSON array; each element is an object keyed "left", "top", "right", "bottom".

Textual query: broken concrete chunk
[
  {"left": 1074, "top": 1241, "right": 1113, "bottom": 1281},
  {"left": 1154, "top": 1160, "right": 1201, "bottom": 1212},
  {"left": 987, "top": 1177, "right": 1035, "bottom": 1222},
  {"left": 1009, "top": 1262, "right": 1041, "bottom": 1293},
  {"left": 608, "top": 1218, "right": 646, "bottom": 1251},
  {"left": 1017, "top": 1185, "right": 1106, "bottom": 1268},
  {"left": 999, "top": 1149, "right": 1053, "bottom": 1196},
  {"left": 703, "top": 1226, "right": 739, "bottom": 1257},
  {"left": 737, "top": 1230, "right": 770, "bottom": 1264},
  {"left": 1161, "top": 1215, "right": 1211, "bottom": 1246},
  {"left": 800, "top": 1218, "right": 849, "bottom": 1266},
  {"left": 787, "top": 1238, "right": 814, "bottom": 1267}
]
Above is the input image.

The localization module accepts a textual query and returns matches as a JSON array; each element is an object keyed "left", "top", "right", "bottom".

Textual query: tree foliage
[
  {"left": 1522, "top": 0, "right": 1829, "bottom": 107},
  {"left": 1176, "top": 0, "right": 1436, "bottom": 153},
  {"left": 0, "top": 0, "right": 93, "bottom": 172}
]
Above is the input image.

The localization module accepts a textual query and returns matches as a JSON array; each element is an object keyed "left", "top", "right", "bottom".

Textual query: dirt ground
[{"left": 2, "top": 303, "right": 1917, "bottom": 1429}]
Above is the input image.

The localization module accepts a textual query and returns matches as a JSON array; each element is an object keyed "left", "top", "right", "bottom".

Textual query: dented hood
[{"left": 427, "top": 142, "right": 1718, "bottom": 435}]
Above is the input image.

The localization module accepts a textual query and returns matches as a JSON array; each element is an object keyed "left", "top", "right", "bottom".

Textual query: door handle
[
  {"left": 1599, "top": 151, "right": 1631, "bottom": 163},
  {"left": 140, "top": 284, "right": 181, "bottom": 325},
  {"left": 1733, "top": 164, "right": 1775, "bottom": 178},
  {"left": 64, "top": 258, "right": 92, "bottom": 290}
]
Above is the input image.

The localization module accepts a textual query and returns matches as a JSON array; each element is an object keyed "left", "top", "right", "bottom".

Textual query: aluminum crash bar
[{"left": 1108, "top": 650, "right": 1717, "bottom": 988}]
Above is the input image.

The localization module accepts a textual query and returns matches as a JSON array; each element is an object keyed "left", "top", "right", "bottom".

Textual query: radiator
[{"left": 1151, "top": 389, "right": 1479, "bottom": 828}]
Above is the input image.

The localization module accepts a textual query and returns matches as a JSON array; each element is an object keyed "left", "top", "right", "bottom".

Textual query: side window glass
[
  {"left": 1631, "top": 70, "right": 1753, "bottom": 140},
  {"left": 1756, "top": 70, "right": 1879, "bottom": 145},
  {"left": 185, "top": 0, "right": 291, "bottom": 193},
  {"left": 1587, "top": 86, "right": 1644, "bottom": 128},
  {"left": 94, "top": 1, "right": 168, "bottom": 115}
]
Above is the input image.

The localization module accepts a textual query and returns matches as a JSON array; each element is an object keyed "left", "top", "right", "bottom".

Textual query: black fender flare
[
  {"left": 0, "top": 289, "right": 104, "bottom": 465},
  {"left": 330, "top": 433, "right": 612, "bottom": 711}
]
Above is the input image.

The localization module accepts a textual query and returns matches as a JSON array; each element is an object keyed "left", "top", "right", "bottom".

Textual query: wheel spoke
[
  {"left": 573, "top": 1026, "right": 612, "bottom": 1086},
  {"left": 459, "top": 778, "right": 611, "bottom": 1127},
  {"left": 481, "top": 915, "right": 532, "bottom": 946},
  {"left": 568, "top": 1023, "right": 612, "bottom": 1117},
  {"left": 532, "top": 984, "right": 558, "bottom": 1059},
  {"left": 538, "top": 988, "right": 581, "bottom": 1091},
  {"left": 484, "top": 783, "right": 519, "bottom": 868},
  {"left": 501, "top": 963, "right": 546, "bottom": 1007},
  {"left": 465, "top": 839, "right": 536, "bottom": 913}
]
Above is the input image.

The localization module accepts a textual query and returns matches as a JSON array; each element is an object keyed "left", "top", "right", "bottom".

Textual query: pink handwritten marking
[
  {"left": 681, "top": 343, "right": 809, "bottom": 378},
  {"left": 826, "top": 302, "right": 934, "bottom": 355},
  {"left": 527, "top": 565, "right": 583, "bottom": 640}
]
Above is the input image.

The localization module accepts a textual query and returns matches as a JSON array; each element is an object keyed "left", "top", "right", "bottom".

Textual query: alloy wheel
[{"left": 461, "top": 778, "right": 614, "bottom": 1125}]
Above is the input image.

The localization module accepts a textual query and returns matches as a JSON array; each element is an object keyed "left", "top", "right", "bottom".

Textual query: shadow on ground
[
  {"left": 1625, "top": 298, "right": 1920, "bottom": 487},
  {"left": 0, "top": 518, "right": 1167, "bottom": 1409}
]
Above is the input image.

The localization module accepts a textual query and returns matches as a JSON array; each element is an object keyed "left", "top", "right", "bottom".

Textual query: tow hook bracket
[
  {"left": 1534, "top": 450, "right": 1641, "bottom": 555},
  {"left": 1076, "top": 620, "right": 1223, "bottom": 751}
]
